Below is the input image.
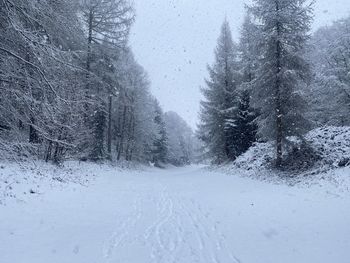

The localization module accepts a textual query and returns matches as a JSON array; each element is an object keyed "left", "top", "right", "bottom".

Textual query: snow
[
  {"left": 306, "top": 126, "right": 350, "bottom": 167},
  {"left": 1, "top": 163, "right": 350, "bottom": 263},
  {"left": 230, "top": 126, "right": 350, "bottom": 179}
]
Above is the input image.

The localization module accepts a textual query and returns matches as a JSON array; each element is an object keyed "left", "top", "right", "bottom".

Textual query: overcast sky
[{"left": 130, "top": 0, "right": 350, "bottom": 129}]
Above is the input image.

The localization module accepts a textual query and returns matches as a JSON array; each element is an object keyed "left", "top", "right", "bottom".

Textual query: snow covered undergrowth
[
  {"left": 1, "top": 164, "right": 350, "bottom": 263},
  {"left": 0, "top": 161, "right": 144, "bottom": 205},
  {"left": 221, "top": 126, "right": 350, "bottom": 187}
]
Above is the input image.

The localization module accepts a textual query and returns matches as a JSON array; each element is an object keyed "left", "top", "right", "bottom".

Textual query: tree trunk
[
  {"left": 125, "top": 111, "right": 134, "bottom": 161},
  {"left": 275, "top": 0, "right": 283, "bottom": 167},
  {"left": 107, "top": 95, "right": 113, "bottom": 159},
  {"left": 29, "top": 117, "right": 39, "bottom": 143},
  {"left": 117, "top": 106, "right": 127, "bottom": 161},
  {"left": 86, "top": 9, "right": 93, "bottom": 80},
  {"left": 84, "top": 9, "right": 93, "bottom": 121},
  {"left": 127, "top": 114, "right": 135, "bottom": 161},
  {"left": 45, "top": 141, "right": 52, "bottom": 162}
]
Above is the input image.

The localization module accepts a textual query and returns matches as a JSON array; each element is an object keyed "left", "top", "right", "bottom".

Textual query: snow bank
[
  {"left": 220, "top": 126, "right": 350, "bottom": 190},
  {"left": 0, "top": 160, "right": 145, "bottom": 205},
  {"left": 306, "top": 126, "right": 350, "bottom": 167}
]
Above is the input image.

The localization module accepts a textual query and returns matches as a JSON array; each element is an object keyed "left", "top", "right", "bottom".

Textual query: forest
[
  {"left": 1, "top": 0, "right": 349, "bottom": 172},
  {"left": 0, "top": 0, "right": 198, "bottom": 166}
]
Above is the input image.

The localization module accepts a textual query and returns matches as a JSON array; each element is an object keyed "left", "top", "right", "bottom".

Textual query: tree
[
  {"left": 0, "top": 0, "right": 89, "bottom": 162},
  {"left": 249, "top": 0, "right": 313, "bottom": 167},
  {"left": 79, "top": 0, "right": 135, "bottom": 160},
  {"left": 232, "top": 90, "right": 258, "bottom": 156},
  {"left": 80, "top": 0, "right": 134, "bottom": 75},
  {"left": 198, "top": 19, "right": 241, "bottom": 164},
  {"left": 239, "top": 12, "right": 260, "bottom": 90},
  {"left": 152, "top": 99, "right": 168, "bottom": 166},
  {"left": 0, "top": 0, "right": 170, "bottom": 166},
  {"left": 164, "top": 112, "right": 196, "bottom": 166},
  {"left": 308, "top": 16, "right": 350, "bottom": 126}
]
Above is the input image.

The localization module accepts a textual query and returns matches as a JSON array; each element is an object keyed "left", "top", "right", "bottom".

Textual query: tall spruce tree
[
  {"left": 198, "top": 19, "right": 240, "bottom": 164},
  {"left": 249, "top": 0, "right": 313, "bottom": 167},
  {"left": 152, "top": 99, "right": 168, "bottom": 166},
  {"left": 239, "top": 12, "right": 260, "bottom": 90},
  {"left": 308, "top": 16, "right": 350, "bottom": 126},
  {"left": 233, "top": 90, "right": 258, "bottom": 156},
  {"left": 228, "top": 11, "right": 260, "bottom": 157}
]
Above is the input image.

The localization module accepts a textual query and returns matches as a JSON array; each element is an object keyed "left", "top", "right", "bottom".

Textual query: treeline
[
  {"left": 0, "top": 0, "right": 196, "bottom": 165},
  {"left": 199, "top": 0, "right": 350, "bottom": 167}
]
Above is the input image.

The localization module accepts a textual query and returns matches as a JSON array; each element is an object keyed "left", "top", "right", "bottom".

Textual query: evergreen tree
[
  {"left": 249, "top": 0, "right": 313, "bottom": 167},
  {"left": 198, "top": 19, "right": 241, "bottom": 164},
  {"left": 152, "top": 100, "right": 168, "bottom": 166},
  {"left": 308, "top": 16, "right": 350, "bottom": 126},
  {"left": 232, "top": 90, "right": 258, "bottom": 156},
  {"left": 239, "top": 12, "right": 260, "bottom": 90}
]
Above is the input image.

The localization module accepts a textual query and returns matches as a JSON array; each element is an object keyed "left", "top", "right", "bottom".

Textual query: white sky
[{"left": 130, "top": 0, "right": 350, "bottom": 129}]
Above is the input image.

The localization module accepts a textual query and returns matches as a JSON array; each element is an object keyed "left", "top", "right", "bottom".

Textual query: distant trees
[
  {"left": 152, "top": 100, "right": 168, "bottom": 166},
  {"left": 165, "top": 112, "right": 198, "bottom": 166}
]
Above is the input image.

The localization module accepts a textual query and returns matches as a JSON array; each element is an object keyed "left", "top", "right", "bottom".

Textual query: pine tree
[
  {"left": 249, "top": 0, "right": 313, "bottom": 167},
  {"left": 239, "top": 12, "right": 260, "bottom": 90},
  {"left": 152, "top": 100, "right": 168, "bottom": 166},
  {"left": 233, "top": 90, "right": 258, "bottom": 156},
  {"left": 309, "top": 16, "right": 350, "bottom": 126},
  {"left": 198, "top": 19, "right": 241, "bottom": 164},
  {"left": 224, "top": 11, "right": 261, "bottom": 159}
]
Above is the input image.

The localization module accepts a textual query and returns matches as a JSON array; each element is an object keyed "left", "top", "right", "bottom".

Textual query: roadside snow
[
  {"left": 1, "top": 164, "right": 350, "bottom": 263},
  {"left": 229, "top": 126, "right": 350, "bottom": 181}
]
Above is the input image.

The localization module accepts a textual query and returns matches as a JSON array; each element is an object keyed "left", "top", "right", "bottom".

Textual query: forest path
[{"left": 1, "top": 165, "right": 350, "bottom": 263}]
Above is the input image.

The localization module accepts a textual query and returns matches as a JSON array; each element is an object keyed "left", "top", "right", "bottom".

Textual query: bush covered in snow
[
  {"left": 231, "top": 126, "right": 350, "bottom": 176},
  {"left": 306, "top": 126, "right": 350, "bottom": 168}
]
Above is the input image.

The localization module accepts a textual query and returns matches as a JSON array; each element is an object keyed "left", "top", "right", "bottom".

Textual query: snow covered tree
[
  {"left": 152, "top": 100, "right": 168, "bottom": 166},
  {"left": 232, "top": 90, "right": 259, "bottom": 156},
  {"left": 110, "top": 49, "right": 161, "bottom": 163},
  {"left": 80, "top": 0, "right": 134, "bottom": 75},
  {"left": 79, "top": 0, "right": 135, "bottom": 160},
  {"left": 198, "top": 19, "right": 241, "bottom": 163},
  {"left": 0, "top": 0, "right": 170, "bottom": 165},
  {"left": 308, "top": 16, "right": 350, "bottom": 126},
  {"left": 239, "top": 12, "right": 260, "bottom": 91},
  {"left": 0, "top": 0, "right": 89, "bottom": 161},
  {"left": 249, "top": 0, "right": 313, "bottom": 167}
]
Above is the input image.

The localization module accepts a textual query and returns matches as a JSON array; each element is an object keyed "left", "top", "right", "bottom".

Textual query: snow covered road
[{"left": 1, "top": 165, "right": 350, "bottom": 263}]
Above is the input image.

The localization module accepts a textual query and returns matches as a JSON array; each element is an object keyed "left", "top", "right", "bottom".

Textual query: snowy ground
[{"left": 1, "top": 164, "right": 350, "bottom": 263}]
